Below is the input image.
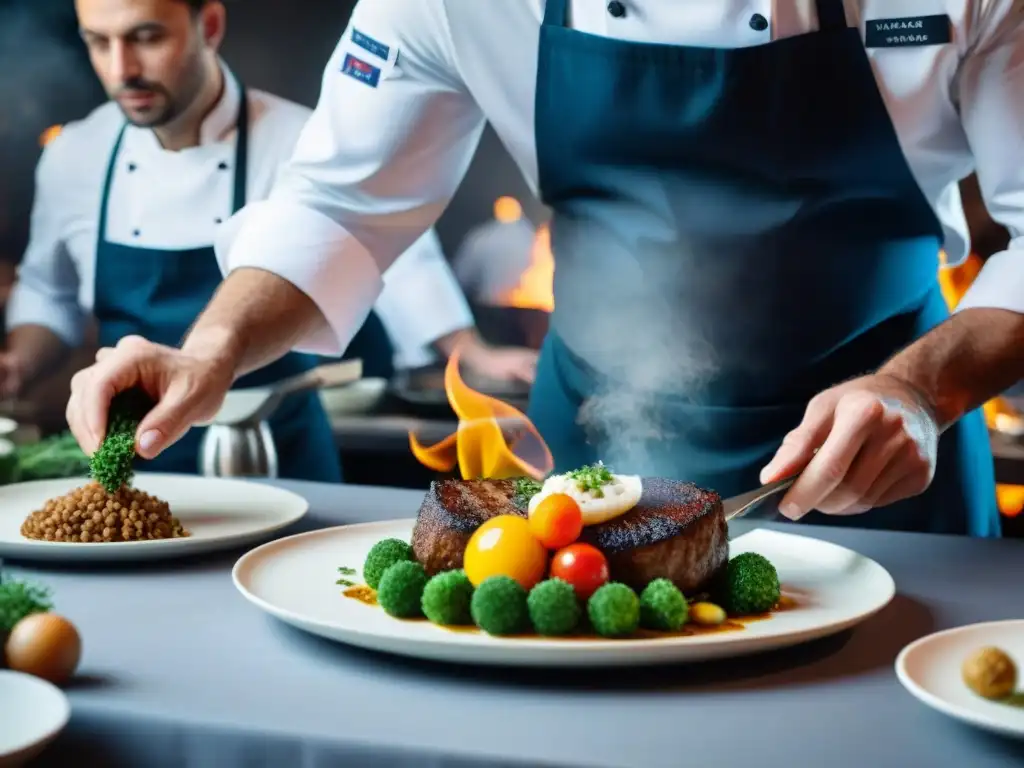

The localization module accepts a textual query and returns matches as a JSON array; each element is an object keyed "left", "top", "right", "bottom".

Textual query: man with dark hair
[{"left": 2, "top": 0, "right": 533, "bottom": 481}]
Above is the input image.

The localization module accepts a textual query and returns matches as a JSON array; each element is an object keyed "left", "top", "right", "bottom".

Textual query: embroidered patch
[
  {"left": 864, "top": 15, "right": 951, "bottom": 48},
  {"left": 341, "top": 53, "right": 381, "bottom": 88},
  {"left": 351, "top": 28, "right": 390, "bottom": 61}
]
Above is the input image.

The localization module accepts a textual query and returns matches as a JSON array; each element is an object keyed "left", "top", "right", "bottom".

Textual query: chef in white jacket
[
  {"left": 66, "top": 0, "right": 1024, "bottom": 536},
  {"left": 2, "top": 0, "right": 534, "bottom": 483}
]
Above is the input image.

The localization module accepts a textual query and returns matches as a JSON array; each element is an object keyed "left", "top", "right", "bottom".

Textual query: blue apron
[
  {"left": 92, "top": 77, "right": 355, "bottom": 482},
  {"left": 527, "top": 0, "right": 999, "bottom": 537}
]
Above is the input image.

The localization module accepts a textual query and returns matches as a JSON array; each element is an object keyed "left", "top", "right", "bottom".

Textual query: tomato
[
  {"left": 463, "top": 515, "right": 548, "bottom": 589},
  {"left": 528, "top": 493, "right": 583, "bottom": 549},
  {"left": 550, "top": 543, "right": 609, "bottom": 600}
]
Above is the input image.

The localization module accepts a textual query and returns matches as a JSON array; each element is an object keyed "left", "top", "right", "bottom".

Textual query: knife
[{"left": 722, "top": 475, "right": 799, "bottom": 522}]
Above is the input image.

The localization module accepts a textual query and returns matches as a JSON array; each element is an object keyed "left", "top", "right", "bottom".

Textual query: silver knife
[{"left": 723, "top": 475, "right": 799, "bottom": 522}]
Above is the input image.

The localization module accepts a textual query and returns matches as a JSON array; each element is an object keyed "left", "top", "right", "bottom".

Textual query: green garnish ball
[
  {"left": 721, "top": 552, "right": 781, "bottom": 615},
  {"left": 376, "top": 560, "right": 428, "bottom": 618},
  {"left": 639, "top": 578, "right": 688, "bottom": 631},
  {"left": 527, "top": 578, "right": 581, "bottom": 636},
  {"left": 470, "top": 575, "right": 528, "bottom": 636},
  {"left": 587, "top": 582, "right": 640, "bottom": 638},
  {"left": 363, "top": 538, "right": 414, "bottom": 590},
  {"left": 421, "top": 569, "right": 474, "bottom": 626}
]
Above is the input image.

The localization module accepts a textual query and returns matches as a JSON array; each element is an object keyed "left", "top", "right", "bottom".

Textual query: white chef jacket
[
  {"left": 214, "top": 0, "right": 1024, "bottom": 358},
  {"left": 5, "top": 60, "right": 473, "bottom": 370}
]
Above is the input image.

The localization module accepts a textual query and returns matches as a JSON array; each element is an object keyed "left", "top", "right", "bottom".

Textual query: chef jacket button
[
  {"left": 132, "top": 229, "right": 141, "bottom": 237},
  {"left": 214, "top": 217, "right": 223, "bottom": 224},
  {"left": 749, "top": 13, "right": 768, "bottom": 31},
  {"left": 218, "top": 161, "right": 229, "bottom": 170},
  {"left": 127, "top": 163, "right": 137, "bottom": 172},
  {"left": 607, "top": 1, "right": 626, "bottom": 18}
]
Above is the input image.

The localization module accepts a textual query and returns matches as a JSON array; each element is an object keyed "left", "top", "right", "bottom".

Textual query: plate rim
[
  {"left": 895, "top": 619, "right": 1024, "bottom": 738},
  {"left": 0, "top": 669, "right": 71, "bottom": 758},
  {"left": 232, "top": 519, "right": 897, "bottom": 658}
]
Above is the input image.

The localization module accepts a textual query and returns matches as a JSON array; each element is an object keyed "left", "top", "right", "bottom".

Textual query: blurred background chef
[{"left": 0, "top": 0, "right": 535, "bottom": 482}]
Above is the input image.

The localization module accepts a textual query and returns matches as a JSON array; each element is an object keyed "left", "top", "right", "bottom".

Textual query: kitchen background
[{"left": 1, "top": 0, "right": 1021, "bottom": 532}]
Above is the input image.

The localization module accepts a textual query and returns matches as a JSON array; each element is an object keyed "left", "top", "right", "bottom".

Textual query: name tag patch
[
  {"left": 341, "top": 53, "right": 381, "bottom": 88},
  {"left": 864, "top": 15, "right": 951, "bottom": 48},
  {"left": 351, "top": 28, "right": 390, "bottom": 61}
]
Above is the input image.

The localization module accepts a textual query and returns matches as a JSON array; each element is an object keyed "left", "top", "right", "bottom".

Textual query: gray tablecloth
[{"left": 8, "top": 481, "right": 1024, "bottom": 768}]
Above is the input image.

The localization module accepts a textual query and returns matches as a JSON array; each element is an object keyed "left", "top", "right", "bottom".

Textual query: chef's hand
[
  {"left": 759, "top": 373, "right": 940, "bottom": 519},
  {"left": 66, "top": 335, "right": 235, "bottom": 458},
  {"left": 459, "top": 340, "right": 539, "bottom": 384}
]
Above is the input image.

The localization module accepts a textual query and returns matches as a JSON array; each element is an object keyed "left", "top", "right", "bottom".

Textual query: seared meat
[{"left": 409, "top": 477, "right": 728, "bottom": 595}]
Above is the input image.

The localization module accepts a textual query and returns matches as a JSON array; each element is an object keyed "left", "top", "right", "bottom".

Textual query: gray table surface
[{"left": 8, "top": 481, "right": 1024, "bottom": 768}]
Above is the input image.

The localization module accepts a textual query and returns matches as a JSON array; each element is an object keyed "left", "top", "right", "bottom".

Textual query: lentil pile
[{"left": 20, "top": 482, "right": 189, "bottom": 543}]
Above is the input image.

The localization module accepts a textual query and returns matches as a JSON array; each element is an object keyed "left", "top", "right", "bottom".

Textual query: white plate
[
  {"left": 0, "top": 670, "right": 70, "bottom": 767},
  {"left": 896, "top": 620, "right": 1024, "bottom": 739},
  {"left": 0, "top": 473, "right": 308, "bottom": 563},
  {"left": 232, "top": 522, "right": 896, "bottom": 667}
]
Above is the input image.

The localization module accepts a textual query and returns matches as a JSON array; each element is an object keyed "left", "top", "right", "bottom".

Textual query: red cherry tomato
[{"left": 550, "top": 543, "right": 609, "bottom": 600}]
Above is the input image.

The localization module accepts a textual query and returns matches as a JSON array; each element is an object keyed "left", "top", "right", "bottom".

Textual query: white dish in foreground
[
  {"left": 0, "top": 473, "right": 308, "bottom": 563},
  {"left": 233, "top": 521, "right": 896, "bottom": 667},
  {"left": 896, "top": 620, "right": 1024, "bottom": 739},
  {"left": 0, "top": 670, "right": 70, "bottom": 767}
]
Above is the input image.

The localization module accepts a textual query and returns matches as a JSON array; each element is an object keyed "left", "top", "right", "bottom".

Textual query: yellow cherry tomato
[
  {"left": 528, "top": 493, "right": 584, "bottom": 549},
  {"left": 464, "top": 515, "right": 548, "bottom": 589}
]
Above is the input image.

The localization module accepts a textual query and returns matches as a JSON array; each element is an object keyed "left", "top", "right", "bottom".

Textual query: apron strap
[
  {"left": 97, "top": 124, "right": 128, "bottom": 242},
  {"left": 815, "top": 0, "right": 848, "bottom": 30},
  {"left": 231, "top": 74, "right": 249, "bottom": 213},
  {"left": 543, "top": 0, "right": 568, "bottom": 28}
]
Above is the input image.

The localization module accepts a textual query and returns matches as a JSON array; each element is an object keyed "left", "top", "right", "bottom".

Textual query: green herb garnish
[
  {"left": 336, "top": 578, "right": 356, "bottom": 587},
  {"left": 89, "top": 388, "right": 155, "bottom": 493},
  {"left": 513, "top": 477, "right": 543, "bottom": 506},
  {"left": 566, "top": 462, "right": 614, "bottom": 497},
  {"left": 0, "top": 573, "right": 53, "bottom": 633},
  {"left": 337, "top": 566, "right": 356, "bottom": 576}
]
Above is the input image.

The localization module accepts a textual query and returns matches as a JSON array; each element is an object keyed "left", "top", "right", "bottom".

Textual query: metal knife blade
[{"left": 723, "top": 476, "right": 798, "bottom": 522}]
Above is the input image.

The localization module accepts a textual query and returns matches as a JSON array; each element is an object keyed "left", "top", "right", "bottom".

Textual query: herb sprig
[
  {"left": 566, "top": 463, "right": 614, "bottom": 497},
  {"left": 0, "top": 572, "right": 53, "bottom": 633}
]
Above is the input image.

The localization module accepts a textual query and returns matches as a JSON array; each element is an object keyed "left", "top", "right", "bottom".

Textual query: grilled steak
[{"left": 410, "top": 477, "right": 728, "bottom": 595}]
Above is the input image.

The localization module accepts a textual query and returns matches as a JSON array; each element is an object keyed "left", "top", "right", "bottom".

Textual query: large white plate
[
  {"left": 896, "top": 620, "right": 1024, "bottom": 739},
  {"left": 0, "top": 473, "right": 308, "bottom": 563},
  {"left": 0, "top": 670, "right": 70, "bottom": 767},
  {"left": 232, "top": 521, "right": 896, "bottom": 667}
]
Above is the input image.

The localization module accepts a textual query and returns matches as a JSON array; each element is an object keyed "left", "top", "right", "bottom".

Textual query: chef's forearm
[
  {"left": 879, "top": 308, "right": 1024, "bottom": 428},
  {"left": 181, "top": 268, "right": 325, "bottom": 379},
  {"left": 5, "top": 325, "right": 70, "bottom": 387}
]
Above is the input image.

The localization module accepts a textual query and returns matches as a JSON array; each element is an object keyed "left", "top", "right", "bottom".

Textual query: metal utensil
[{"left": 723, "top": 475, "right": 799, "bottom": 522}]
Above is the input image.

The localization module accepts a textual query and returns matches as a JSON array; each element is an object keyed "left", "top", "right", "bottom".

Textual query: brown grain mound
[{"left": 20, "top": 482, "right": 189, "bottom": 543}]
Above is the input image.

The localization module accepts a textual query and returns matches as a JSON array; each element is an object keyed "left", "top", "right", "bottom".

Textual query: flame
[
  {"left": 39, "top": 125, "right": 62, "bottom": 148},
  {"left": 409, "top": 347, "right": 553, "bottom": 481},
  {"left": 494, "top": 196, "right": 523, "bottom": 224},
  {"left": 500, "top": 222, "right": 555, "bottom": 312}
]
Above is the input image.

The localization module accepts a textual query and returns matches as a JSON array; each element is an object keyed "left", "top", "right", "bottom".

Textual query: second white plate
[
  {"left": 0, "top": 670, "right": 70, "bottom": 767},
  {"left": 233, "top": 521, "right": 896, "bottom": 667},
  {"left": 0, "top": 473, "right": 308, "bottom": 563}
]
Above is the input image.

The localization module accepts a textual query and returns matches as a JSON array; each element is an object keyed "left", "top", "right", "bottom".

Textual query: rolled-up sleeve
[
  {"left": 213, "top": 0, "right": 486, "bottom": 356},
  {"left": 953, "top": 1, "right": 1024, "bottom": 315},
  {"left": 5, "top": 138, "right": 84, "bottom": 346}
]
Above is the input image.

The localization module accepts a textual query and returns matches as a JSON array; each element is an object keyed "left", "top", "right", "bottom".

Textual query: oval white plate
[
  {"left": 233, "top": 522, "right": 895, "bottom": 667},
  {"left": 0, "top": 473, "right": 308, "bottom": 563},
  {"left": 0, "top": 670, "right": 70, "bottom": 767},
  {"left": 896, "top": 620, "right": 1024, "bottom": 739}
]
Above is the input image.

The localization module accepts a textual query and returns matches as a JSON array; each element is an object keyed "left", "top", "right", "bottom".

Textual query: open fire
[{"left": 499, "top": 222, "right": 554, "bottom": 313}]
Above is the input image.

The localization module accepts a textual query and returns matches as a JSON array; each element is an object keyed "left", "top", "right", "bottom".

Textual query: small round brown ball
[{"left": 962, "top": 646, "right": 1017, "bottom": 700}]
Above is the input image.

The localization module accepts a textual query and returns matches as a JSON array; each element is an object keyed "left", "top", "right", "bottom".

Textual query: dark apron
[
  {"left": 92, "top": 76, "right": 345, "bottom": 482},
  {"left": 527, "top": 0, "right": 999, "bottom": 537}
]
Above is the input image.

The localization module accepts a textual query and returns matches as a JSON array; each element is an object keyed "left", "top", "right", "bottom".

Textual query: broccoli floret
[
  {"left": 471, "top": 575, "right": 528, "bottom": 635},
  {"left": 720, "top": 552, "right": 781, "bottom": 615},
  {"left": 527, "top": 578, "right": 581, "bottom": 636},
  {"left": 89, "top": 388, "right": 155, "bottom": 493},
  {"left": 587, "top": 582, "right": 640, "bottom": 638},
  {"left": 363, "top": 538, "right": 414, "bottom": 590},
  {"left": 639, "top": 579, "right": 688, "bottom": 631},
  {"left": 421, "top": 570, "right": 474, "bottom": 626},
  {"left": 376, "top": 561, "right": 427, "bottom": 618}
]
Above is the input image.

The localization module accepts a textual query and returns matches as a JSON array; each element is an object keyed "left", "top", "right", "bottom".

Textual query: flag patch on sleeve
[
  {"left": 341, "top": 53, "right": 381, "bottom": 87},
  {"left": 351, "top": 29, "right": 391, "bottom": 61}
]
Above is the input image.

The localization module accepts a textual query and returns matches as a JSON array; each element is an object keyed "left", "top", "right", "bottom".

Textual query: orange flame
[
  {"left": 500, "top": 223, "right": 555, "bottom": 312},
  {"left": 409, "top": 347, "right": 553, "bottom": 481},
  {"left": 39, "top": 125, "right": 62, "bottom": 148}
]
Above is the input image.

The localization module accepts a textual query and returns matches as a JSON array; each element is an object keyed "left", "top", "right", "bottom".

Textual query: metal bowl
[{"left": 318, "top": 378, "right": 388, "bottom": 416}]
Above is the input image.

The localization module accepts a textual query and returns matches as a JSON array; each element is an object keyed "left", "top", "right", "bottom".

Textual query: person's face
[{"left": 75, "top": 0, "right": 223, "bottom": 128}]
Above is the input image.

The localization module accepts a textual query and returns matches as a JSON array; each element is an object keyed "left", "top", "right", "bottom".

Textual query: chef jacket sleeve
[
  {"left": 4, "top": 138, "right": 84, "bottom": 346},
  {"left": 952, "top": 2, "right": 1024, "bottom": 317},
  {"left": 213, "top": 0, "right": 487, "bottom": 356},
  {"left": 374, "top": 228, "right": 473, "bottom": 370}
]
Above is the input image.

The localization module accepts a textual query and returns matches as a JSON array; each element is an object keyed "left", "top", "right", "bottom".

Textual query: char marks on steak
[{"left": 410, "top": 477, "right": 728, "bottom": 595}]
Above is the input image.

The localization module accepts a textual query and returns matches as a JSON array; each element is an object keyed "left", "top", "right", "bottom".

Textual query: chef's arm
[
  {"left": 880, "top": 8, "right": 1024, "bottom": 427},
  {"left": 210, "top": 0, "right": 486, "bottom": 374}
]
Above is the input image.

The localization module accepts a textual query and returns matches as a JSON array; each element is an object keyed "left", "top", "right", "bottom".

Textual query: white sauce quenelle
[{"left": 528, "top": 470, "right": 642, "bottom": 525}]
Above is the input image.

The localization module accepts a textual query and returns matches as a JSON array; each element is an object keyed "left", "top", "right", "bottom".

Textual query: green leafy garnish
[
  {"left": 0, "top": 574, "right": 53, "bottom": 633},
  {"left": 337, "top": 566, "right": 356, "bottom": 575},
  {"left": 513, "top": 477, "right": 542, "bottom": 506},
  {"left": 336, "top": 578, "right": 356, "bottom": 587},
  {"left": 89, "top": 388, "right": 155, "bottom": 493},
  {"left": 566, "top": 462, "right": 614, "bottom": 497}
]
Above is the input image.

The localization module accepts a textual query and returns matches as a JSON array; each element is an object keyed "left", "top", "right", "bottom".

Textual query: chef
[
  {"left": 2, "top": 0, "right": 534, "bottom": 483},
  {"left": 65, "top": 1, "right": 1024, "bottom": 537}
]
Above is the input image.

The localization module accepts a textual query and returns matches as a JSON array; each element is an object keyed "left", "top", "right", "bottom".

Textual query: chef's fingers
[
  {"left": 134, "top": 370, "right": 217, "bottom": 458},
  {"left": 778, "top": 392, "right": 884, "bottom": 519},
  {"left": 759, "top": 392, "right": 837, "bottom": 484},
  {"left": 95, "top": 347, "right": 113, "bottom": 362},
  {"left": 67, "top": 356, "right": 141, "bottom": 454},
  {"left": 861, "top": 440, "right": 933, "bottom": 509}
]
